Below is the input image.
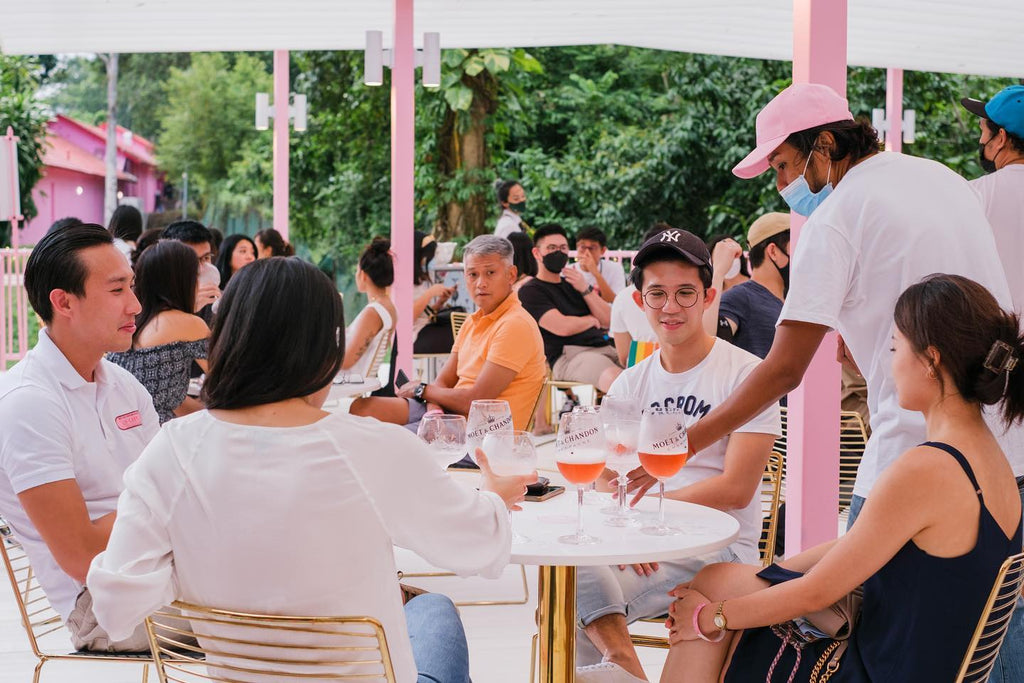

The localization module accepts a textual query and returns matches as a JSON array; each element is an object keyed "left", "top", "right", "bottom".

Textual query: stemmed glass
[
  {"left": 466, "top": 400, "right": 514, "bottom": 463},
  {"left": 416, "top": 414, "right": 468, "bottom": 469},
  {"left": 637, "top": 406, "right": 689, "bottom": 536},
  {"left": 482, "top": 430, "right": 538, "bottom": 543},
  {"left": 555, "top": 409, "right": 607, "bottom": 545},
  {"left": 599, "top": 397, "right": 642, "bottom": 527}
]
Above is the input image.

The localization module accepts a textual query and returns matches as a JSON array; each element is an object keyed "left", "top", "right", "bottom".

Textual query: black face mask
[
  {"left": 979, "top": 141, "right": 998, "bottom": 174},
  {"left": 771, "top": 249, "right": 790, "bottom": 295},
  {"left": 542, "top": 251, "right": 569, "bottom": 273},
  {"left": 509, "top": 201, "right": 527, "bottom": 213}
]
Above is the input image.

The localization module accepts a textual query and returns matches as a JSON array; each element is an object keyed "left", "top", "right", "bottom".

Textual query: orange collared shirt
[{"left": 452, "top": 292, "right": 546, "bottom": 430}]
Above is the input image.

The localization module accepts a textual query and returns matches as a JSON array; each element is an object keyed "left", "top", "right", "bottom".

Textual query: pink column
[
  {"left": 273, "top": 50, "right": 290, "bottom": 240},
  {"left": 786, "top": 0, "right": 847, "bottom": 555},
  {"left": 390, "top": 0, "right": 416, "bottom": 377},
  {"left": 885, "top": 68, "right": 904, "bottom": 153}
]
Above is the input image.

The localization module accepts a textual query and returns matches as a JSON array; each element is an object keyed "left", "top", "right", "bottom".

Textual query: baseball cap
[
  {"left": 747, "top": 212, "right": 791, "bottom": 249},
  {"left": 632, "top": 228, "right": 711, "bottom": 272},
  {"left": 961, "top": 85, "right": 1024, "bottom": 139},
  {"left": 733, "top": 83, "right": 854, "bottom": 179}
]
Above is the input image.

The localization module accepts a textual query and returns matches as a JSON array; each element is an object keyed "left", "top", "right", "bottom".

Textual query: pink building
[{"left": 21, "top": 115, "right": 163, "bottom": 245}]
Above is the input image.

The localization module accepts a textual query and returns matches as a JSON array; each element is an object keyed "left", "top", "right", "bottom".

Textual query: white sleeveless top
[{"left": 346, "top": 301, "right": 393, "bottom": 380}]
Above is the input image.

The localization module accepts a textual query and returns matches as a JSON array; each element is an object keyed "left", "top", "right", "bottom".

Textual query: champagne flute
[
  {"left": 555, "top": 409, "right": 606, "bottom": 545},
  {"left": 466, "top": 400, "right": 513, "bottom": 464},
  {"left": 482, "top": 430, "right": 538, "bottom": 543},
  {"left": 637, "top": 406, "right": 689, "bottom": 536},
  {"left": 599, "top": 396, "right": 642, "bottom": 527},
  {"left": 416, "top": 414, "right": 468, "bottom": 469}
]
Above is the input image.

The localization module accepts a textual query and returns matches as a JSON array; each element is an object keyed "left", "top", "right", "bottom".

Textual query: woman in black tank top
[{"left": 658, "top": 274, "right": 1024, "bottom": 683}]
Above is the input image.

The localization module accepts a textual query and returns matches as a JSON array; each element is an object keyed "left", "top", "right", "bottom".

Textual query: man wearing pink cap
[{"left": 623, "top": 82, "right": 1024, "bottom": 676}]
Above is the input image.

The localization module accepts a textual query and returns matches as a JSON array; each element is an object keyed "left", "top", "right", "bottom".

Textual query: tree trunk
[
  {"left": 459, "top": 94, "right": 489, "bottom": 237},
  {"left": 103, "top": 53, "right": 119, "bottom": 225}
]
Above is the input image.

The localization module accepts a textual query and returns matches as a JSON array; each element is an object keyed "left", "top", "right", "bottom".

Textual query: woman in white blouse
[{"left": 86, "top": 257, "right": 533, "bottom": 682}]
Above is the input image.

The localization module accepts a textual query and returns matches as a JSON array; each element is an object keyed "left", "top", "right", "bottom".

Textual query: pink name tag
[{"left": 115, "top": 411, "right": 142, "bottom": 431}]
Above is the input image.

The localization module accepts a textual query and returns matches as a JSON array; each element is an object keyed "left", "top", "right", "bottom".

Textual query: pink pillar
[
  {"left": 390, "top": 0, "right": 415, "bottom": 377},
  {"left": 272, "top": 50, "right": 290, "bottom": 240},
  {"left": 785, "top": 0, "right": 847, "bottom": 555},
  {"left": 885, "top": 68, "right": 904, "bottom": 153}
]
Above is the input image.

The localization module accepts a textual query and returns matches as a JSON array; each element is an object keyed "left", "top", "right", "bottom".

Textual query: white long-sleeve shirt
[{"left": 87, "top": 410, "right": 511, "bottom": 681}]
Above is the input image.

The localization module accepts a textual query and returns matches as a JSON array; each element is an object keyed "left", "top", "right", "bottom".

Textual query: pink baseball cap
[{"left": 732, "top": 83, "right": 854, "bottom": 179}]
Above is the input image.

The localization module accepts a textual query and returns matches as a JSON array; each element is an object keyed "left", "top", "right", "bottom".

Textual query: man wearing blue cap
[{"left": 963, "top": 85, "right": 1024, "bottom": 313}]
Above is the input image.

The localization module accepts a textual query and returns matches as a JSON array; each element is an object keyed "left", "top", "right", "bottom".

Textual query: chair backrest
[
  {"left": 146, "top": 601, "right": 397, "bottom": 683},
  {"left": 759, "top": 451, "right": 784, "bottom": 567},
  {"left": 365, "top": 331, "right": 393, "bottom": 382},
  {"left": 773, "top": 405, "right": 787, "bottom": 463},
  {"left": 0, "top": 521, "right": 64, "bottom": 657},
  {"left": 450, "top": 311, "right": 469, "bottom": 339},
  {"left": 956, "top": 552, "right": 1024, "bottom": 682},
  {"left": 838, "top": 410, "right": 869, "bottom": 511}
]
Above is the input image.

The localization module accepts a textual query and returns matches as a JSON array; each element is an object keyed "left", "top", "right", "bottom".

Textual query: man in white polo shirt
[{"left": 0, "top": 223, "right": 159, "bottom": 651}]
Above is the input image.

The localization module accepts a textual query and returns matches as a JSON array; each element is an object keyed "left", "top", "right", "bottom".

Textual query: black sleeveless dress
[{"left": 724, "top": 441, "right": 1023, "bottom": 683}]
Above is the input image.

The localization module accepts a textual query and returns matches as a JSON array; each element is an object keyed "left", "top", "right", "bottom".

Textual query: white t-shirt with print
[
  {"left": 971, "top": 165, "right": 1024, "bottom": 314},
  {"left": 610, "top": 285, "right": 657, "bottom": 343},
  {"left": 573, "top": 259, "right": 627, "bottom": 297},
  {"left": 608, "top": 341, "right": 781, "bottom": 564},
  {"left": 780, "top": 151, "right": 1022, "bottom": 499}
]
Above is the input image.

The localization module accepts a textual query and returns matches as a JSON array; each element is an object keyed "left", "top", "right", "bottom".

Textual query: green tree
[
  {"left": 157, "top": 53, "right": 272, "bottom": 216},
  {"left": 0, "top": 55, "right": 50, "bottom": 246}
]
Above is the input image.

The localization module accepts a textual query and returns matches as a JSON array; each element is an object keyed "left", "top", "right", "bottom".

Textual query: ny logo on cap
[{"left": 660, "top": 230, "right": 681, "bottom": 243}]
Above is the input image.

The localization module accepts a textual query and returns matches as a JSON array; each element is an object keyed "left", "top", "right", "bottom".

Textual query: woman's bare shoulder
[{"left": 137, "top": 310, "right": 210, "bottom": 348}]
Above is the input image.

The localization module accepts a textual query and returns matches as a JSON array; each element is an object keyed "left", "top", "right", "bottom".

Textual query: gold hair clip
[{"left": 984, "top": 340, "right": 1019, "bottom": 375}]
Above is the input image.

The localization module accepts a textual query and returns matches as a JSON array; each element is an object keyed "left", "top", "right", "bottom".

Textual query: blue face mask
[{"left": 779, "top": 153, "right": 833, "bottom": 217}]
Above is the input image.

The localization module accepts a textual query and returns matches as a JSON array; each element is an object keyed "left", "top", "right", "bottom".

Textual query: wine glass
[
  {"left": 416, "top": 414, "right": 468, "bottom": 469},
  {"left": 466, "top": 400, "right": 514, "bottom": 463},
  {"left": 555, "top": 409, "right": 606, "bottom": 545},
  {"left": 637, "top": 406, "right": 689, "bottom": 536},
  {"left": 599, "top": 397, "right": 642, "bottom": 527},
  {"left": 482, "top": 430, "right": 538, "bottom": 543},
  {"left": 571, "top": 405, "right": 603, "bottom": 504}
]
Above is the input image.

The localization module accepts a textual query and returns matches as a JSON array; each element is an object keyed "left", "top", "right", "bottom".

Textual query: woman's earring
[{"left": 927, "top": 366, "right": 937, "bottom": 379}]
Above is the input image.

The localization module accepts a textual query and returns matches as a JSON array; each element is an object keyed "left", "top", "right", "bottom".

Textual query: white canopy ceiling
[{"left": 1, "top": 0, "right": 1022, "bottom": 78}]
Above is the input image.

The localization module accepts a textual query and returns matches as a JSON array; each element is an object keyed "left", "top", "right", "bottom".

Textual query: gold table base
[{"left": 536, "top": 565, "right": 576, "bottom": 683}]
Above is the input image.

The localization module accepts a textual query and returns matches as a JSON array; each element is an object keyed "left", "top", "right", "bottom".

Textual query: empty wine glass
[
  {"left": 555, "top": 409, "right": 606, "bottom": 545},
  {"left": 482, "top": 430, "right": 538, "bottom": 543},
  {"left": 466, "top": 400, "right": 513, "bottom": 463},
  {"left": 599, "top": 396, "right": 642, "bottom": 527},
  {"left": 637, "top": 406, "right": 689, "bottom": 536},
  {"left": 416, "top": 414, "right": 468, "bottom": 469}
]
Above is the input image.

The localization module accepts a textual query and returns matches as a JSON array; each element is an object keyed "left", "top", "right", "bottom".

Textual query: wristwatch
[
  {"left": 413, "top": 382, "right": 427, "bottom": 403},
  {"left": 584, "top": 284, "right": 595, "bottom": 295},
  {"left": 713, "top": 601, "right": 729, "bottom": 631}
]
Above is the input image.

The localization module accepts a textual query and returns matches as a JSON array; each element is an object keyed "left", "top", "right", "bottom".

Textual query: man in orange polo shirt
[{"left": 351, "top": 235, "right": 546, "bottom": 431}]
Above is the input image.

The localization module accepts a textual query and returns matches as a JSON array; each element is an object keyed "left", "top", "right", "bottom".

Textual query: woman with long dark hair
[
  {"left": 342, "top": 238, "right": 398, "bottom": 378},
  {"left": 88, "top": 257, "right": 533, "bottom": 682},
  {"left": 214, "top": 234, "right": 257, "bottom": 288},
  {"left": 659, "top": 274, "right": 1024, "bottom": 683},
  {"left": 254, "top": 228, "right": 295, "bottom": 258},
  {"left": 107, "top": 240, "right": 210, "bottom": 423}
]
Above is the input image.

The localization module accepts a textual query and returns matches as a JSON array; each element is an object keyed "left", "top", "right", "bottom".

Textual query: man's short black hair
[
  {"left": 46, "top": 216, "right": 83, "bottom": 236},
  {"left": 984, "top": 118, "right": 1024, "bottom": 155},
  {"left": 749, "top": 231, "right": 791, "bottom": 269},
  {"left": 25, "top": 223, "right": 113, "bottom": 323},
  {"left": 163, "top": 220, "right": 214, "bottom": 247},
  {"left": 576, "top": 227, "right": 607, "bottom": 248},
  {"left": 532, "top": 223, "right": 568, "bottom": 245}
]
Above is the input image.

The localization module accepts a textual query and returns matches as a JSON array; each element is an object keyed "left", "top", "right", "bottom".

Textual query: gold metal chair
[
  {"left": 397, "top": 562, "right": 530, "bottom": 608},
  {"left": 758, "top": 451, "right": 785, "bottom": 568},
  {"left": 955, "top": 552, "right": 1024, "bottom": 682},
  {"left": 365, "top": 330, "right": 394, "bottom": 385},
  {"left": 145, "top": 601, "right": 397, "bottom": 683},
  {"left": 0, "top": 521, "right": 152, "bottom": 683},
  {"left": 838, "top": 410, "right": 868, "bottom": 511},
  {"left": 449, "top": 311, "right": 469, "bottom": 339}
]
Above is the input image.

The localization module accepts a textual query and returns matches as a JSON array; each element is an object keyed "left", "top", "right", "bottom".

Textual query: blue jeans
[
  {"left": 404, "top": 594, "right": 471, "bottom": 683},
  {"left": 574, "top": 547, "right": 739, "bottom": 665},
  {"left": 848, "top": 491, "right": 1024, "bottom": 682}
]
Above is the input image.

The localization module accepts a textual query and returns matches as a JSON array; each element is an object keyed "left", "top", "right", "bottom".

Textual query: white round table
[{"left": 509, "top": 492, "right": 739, "bottom": 683}]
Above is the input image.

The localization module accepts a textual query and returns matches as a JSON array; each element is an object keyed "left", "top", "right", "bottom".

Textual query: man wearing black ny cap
[
  {"left": 963, "top": 85, "right": 1024, "bottom": 312},
  {"left": 574, "top": 227, "right": 779, "bottom": 683}
]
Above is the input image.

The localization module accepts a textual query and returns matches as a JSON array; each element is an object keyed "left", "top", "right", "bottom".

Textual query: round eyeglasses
[{"left": 642, "top": 288, "right": 700, "bottom": 310}]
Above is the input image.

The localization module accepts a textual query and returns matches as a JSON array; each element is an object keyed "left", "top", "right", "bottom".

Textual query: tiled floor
[{"left": 0, "top": 436, "right": 669, "bottom": 682}]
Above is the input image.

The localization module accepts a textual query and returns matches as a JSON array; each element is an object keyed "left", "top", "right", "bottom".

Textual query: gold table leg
[{"left": 537, "top": 565, "right": 576, "bottom": 683}]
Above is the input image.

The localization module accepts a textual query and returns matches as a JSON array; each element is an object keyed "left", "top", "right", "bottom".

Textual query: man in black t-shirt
[
  {"left": 715, "top": 212, "right": 789, "bottom": 359},
  {"left": 518, "top": 224, "right": 622, "bottom": 392}
]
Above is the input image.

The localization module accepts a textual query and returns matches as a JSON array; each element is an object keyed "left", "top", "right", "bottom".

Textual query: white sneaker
[{"left": 575, "top": 661, "right": 648, "bottom": 683}]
